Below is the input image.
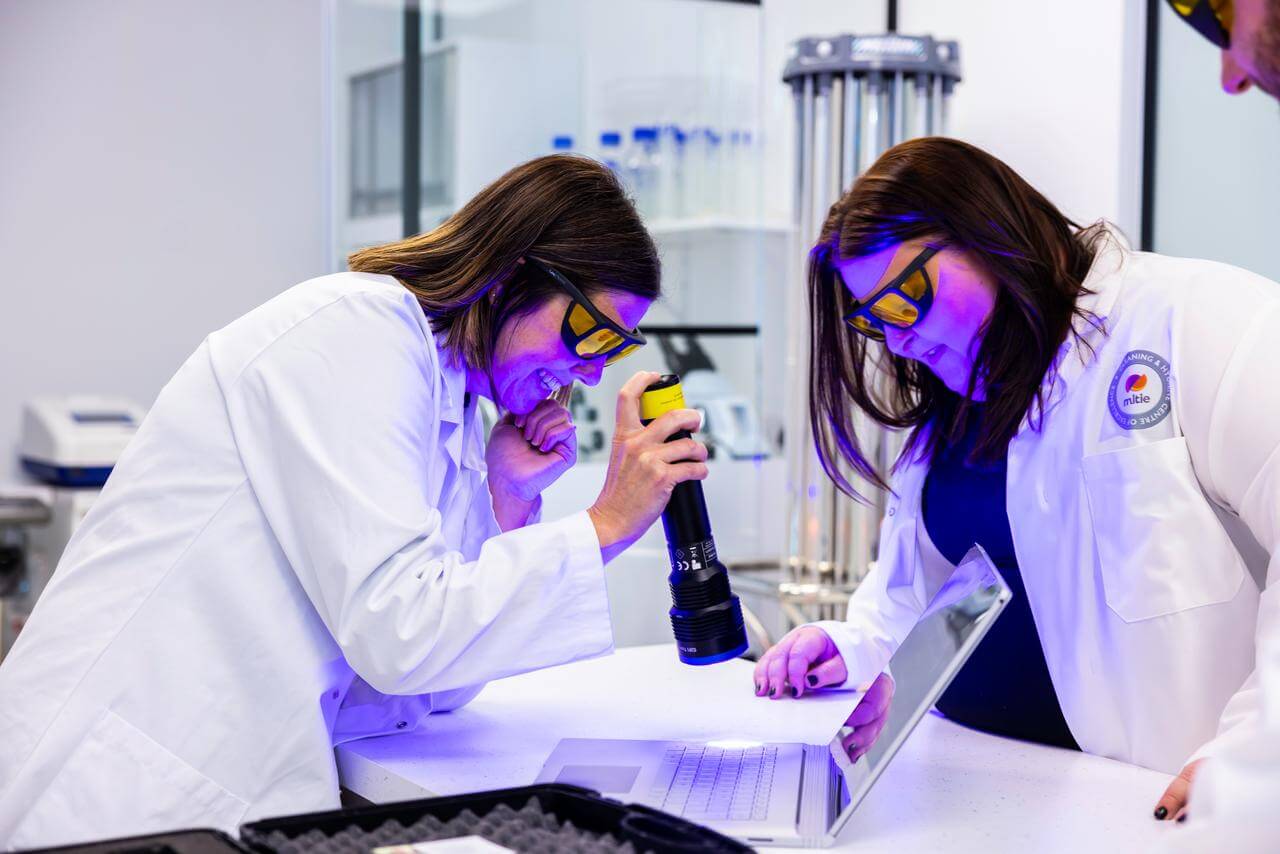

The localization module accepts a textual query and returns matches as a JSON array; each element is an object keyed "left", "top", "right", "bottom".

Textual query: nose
[
  {"left": 573, "top": 359, "right": 606, "bottom": 387},
  {"left": 882, "top": 326, "right": 916, "bottom": 359},
  {"left": 1221, "top": 50, "right": 1254, "bottom": 95}
]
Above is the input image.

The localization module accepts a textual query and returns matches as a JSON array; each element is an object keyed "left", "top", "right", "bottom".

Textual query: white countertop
[{"left": 336, "top": 644, "right": 1182, "bottom": 852}]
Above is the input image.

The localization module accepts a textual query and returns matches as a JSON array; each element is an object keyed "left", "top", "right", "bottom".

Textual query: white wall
[
  {"left": 0, "top": 0, "right": 328, "bottom": 481},
  {"left": 1153, "top": 5, "right": 1280, "bottom": 281}
]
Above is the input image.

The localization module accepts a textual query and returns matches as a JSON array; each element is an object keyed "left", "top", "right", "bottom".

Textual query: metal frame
[{"left": 776, "top": 32, "right": 962, "bottom": 628}]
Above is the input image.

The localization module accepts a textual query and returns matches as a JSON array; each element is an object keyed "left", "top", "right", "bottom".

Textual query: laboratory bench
[{"left": 336, "top": 644, "right": 1181, "bottom": 853}]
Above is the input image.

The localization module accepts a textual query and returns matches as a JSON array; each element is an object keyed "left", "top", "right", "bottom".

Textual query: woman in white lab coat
[
  {"left": 754, "top": 138, "right": 1278, "bottom": 824},
  {"left": 0, "top": 155, "right": 708, "bottom": 848}
]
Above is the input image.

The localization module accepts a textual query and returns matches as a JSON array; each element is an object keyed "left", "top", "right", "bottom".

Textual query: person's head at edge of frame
[
  {"left": 1169, "top": 0, "right": 1280, "bottom": 99},
  {"left": 347, "top": 154, "right": 658, "bottom": 416},
  {"left": 806, "top": 136, "right": 1111, "bottom": 501}
]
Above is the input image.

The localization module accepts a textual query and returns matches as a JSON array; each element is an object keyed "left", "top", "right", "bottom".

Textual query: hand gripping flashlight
[{"left": 641, "top": 375, "right": 749, "bottom": 666}]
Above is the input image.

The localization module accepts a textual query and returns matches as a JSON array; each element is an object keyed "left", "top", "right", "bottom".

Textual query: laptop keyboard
[{"left": 649, "top": 745, "right": 779, "bottom": 822}]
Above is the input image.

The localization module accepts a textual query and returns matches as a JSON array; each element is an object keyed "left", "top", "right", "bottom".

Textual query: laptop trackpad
[{"left": 554, "top": 764, "right": 641, "bottom": 794}]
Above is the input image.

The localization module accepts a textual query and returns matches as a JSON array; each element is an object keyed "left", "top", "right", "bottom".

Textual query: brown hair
[
  {"left": 808, "top": 137, "right": 1107, "bottom": 500},
  {"left": 349, "top": 155, "right": 659, "bottom": 392}
]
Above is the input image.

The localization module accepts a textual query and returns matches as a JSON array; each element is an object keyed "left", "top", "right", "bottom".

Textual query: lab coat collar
[
  {"left": 437, "top": 348, "right": 487, "bottom": 472},
  {"left": 437, "top": 349, "right": 469, "bottom": 427},
  {"left": 1020, "top": 227, "right": 1130, "bottom": 431}
]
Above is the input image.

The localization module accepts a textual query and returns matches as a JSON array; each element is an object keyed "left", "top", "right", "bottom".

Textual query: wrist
[
  {"left": 489, "top": 474, "right": 536, "bottom": 506},
  {"left": 587, "top": 505, "right": 625, "bottom": 551}
]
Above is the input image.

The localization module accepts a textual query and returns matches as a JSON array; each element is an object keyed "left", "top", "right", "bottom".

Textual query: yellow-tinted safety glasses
[
  {"left": 529, "top": 259, "right": 647, "bottom": 365},
  {"left": 1167, "top": 0, "right": 1233, "bottom": 49},
  {"left": 843, "top": 246, "right": 938, "bottom": 342}
]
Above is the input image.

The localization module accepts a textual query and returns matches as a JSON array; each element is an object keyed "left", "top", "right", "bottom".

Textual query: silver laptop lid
[{"left": 825, "top": 544, "right": 1012, "bottom": 842}]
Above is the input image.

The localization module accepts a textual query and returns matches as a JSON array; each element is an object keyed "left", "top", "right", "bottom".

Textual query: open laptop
[{"left": 536, "top": 545, "right": 1011, "bottom": 847}]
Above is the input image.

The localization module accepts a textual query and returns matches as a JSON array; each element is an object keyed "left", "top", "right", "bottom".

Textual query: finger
[
  {"left": 666, "top": 461, "right": 709, "bottom": 486},
  {"left": 847, "top": 673, "right": 894, "bottom": 726},
  {"left": 522, "top": 400, "right": 566, "bottom": 445},
  {"left": 651, "top": 438, "right": 708, "bottom": 464},
  {"left": 805, "top": 655, "right": 848, "bottom": 690},
  {"left": 786, "top": 631, "right": 832, "bottom": 699},
  {"left": 765, "top": 634, "right": 802, "bottom": 699},
  {"left": 1153, "top": 763, "right": 1198, "bottom": 821},
  {"left": 642, "top": 408, "right": 703, "bottom": 443},
  {"left": 844, "top": 715, "right": 889, "bottom": 763},
  {"left": 540, "top": 420, "right": 576, "bottom": 453},
  {"left": 532, "top": 412, "right": 572, "bottom": 450},
  {"left": 615, "top": 371, "right": 665, "bottom": 433},
  {"left": 753, "top": 649, "right": 776, "bottom": 696}
]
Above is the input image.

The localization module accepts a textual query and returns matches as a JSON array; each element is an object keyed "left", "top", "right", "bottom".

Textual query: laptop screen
[{"left": 826, "top": 545, "right": 1011, "bottom": 839}]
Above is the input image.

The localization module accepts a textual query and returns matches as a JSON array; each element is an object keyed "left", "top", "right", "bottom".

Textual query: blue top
[{"left": 922, "top": 407, "right": 1080, "bottom": 751}]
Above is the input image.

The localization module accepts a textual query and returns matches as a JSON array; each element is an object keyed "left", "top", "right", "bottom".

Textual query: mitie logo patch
[{"left": 1108, "top": 350, "right": 1171, "bottom": 429}]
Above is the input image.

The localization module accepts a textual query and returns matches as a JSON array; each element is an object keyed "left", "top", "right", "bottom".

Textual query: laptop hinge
[{"left": 796, "top": 743, "right": 834, "bottom": 843}]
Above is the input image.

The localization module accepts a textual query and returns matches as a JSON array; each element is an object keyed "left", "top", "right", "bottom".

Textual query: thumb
[
  {"left": 804, "top": 656, "right": 848, "bottom": 690},
  {"left": 614, "top": 371, "right": 664, "bottom": 433}
]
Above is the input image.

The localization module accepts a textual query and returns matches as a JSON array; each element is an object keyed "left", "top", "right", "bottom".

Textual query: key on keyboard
[{"left": 648, "top": 745, "right": 778, "bottom": 821}]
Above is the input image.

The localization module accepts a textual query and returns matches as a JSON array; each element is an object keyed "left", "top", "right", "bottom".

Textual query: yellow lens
[
  {"left": 575, "top": 328, "right": 623, "bottom": 357},
  {"left": 849, "top": 314, "right": 885, "bottom": 340},
  {"left": 604, "top": 343, "right": 640, "bottom": 365},
  {"left": 568, "top": 303, "right": 596, "bottom": 336},
  {"left": 899, "top": 268, "right": 929, "bottom": 300},
  {"left": 870, "top": 293, "right": 919, "bottom": 326}
]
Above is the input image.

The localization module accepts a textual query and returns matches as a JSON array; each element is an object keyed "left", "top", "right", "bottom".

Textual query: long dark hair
[
  {"left": 808, "top": 137, "right": 1108, "bottom": 500},
  {"left": 349, "top": 155, "right": 659, "bottom": 379}
]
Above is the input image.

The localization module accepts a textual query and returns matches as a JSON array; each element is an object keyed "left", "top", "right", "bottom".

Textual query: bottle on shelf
[
  {"left": 599, "top": 131, "right": 624, "bottom": 181},
  {"left": 682, "top": 127, "right": 709, "bottom": 219},
  {"left": 625, "top": 126, "right": 658, "bottom": 218},
  {"left": 552, "top": 135, "right": 575, "bottom": 156},
  {"left": 656, "top": 124, "right": 683, "bottom": 221}
]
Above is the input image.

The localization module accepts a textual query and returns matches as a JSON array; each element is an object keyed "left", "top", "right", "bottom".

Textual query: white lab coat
[
  {"left": 814, "top": 234, "right": 1279, "bottom": 776},
  {"left": 0, "top": 273, "right": 614, "bottom": 848}
]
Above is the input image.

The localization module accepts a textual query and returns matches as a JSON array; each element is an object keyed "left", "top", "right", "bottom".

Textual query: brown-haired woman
[
  {"left": 0, "top": 156, "right": 706, "bottom": 846},
  {"left": 752, "top": 138, "right": 1280, "bottom": 823}
]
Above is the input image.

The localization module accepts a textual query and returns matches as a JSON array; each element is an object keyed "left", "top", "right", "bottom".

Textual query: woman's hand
[
  {"left": 839, "top": 672, "right": 894, "bottom": 763},
  {"left": 587, "top": 371, "right": 708, "bottom": 563},
  {"left": 1153, "top": 758, "right": 1204, "bottom": 822},
  {"left": 486, "top": 398, "right": 576, "bottom": 527},
  {"left": 753, "top": 625, "right": 848, "bottom": 699}
]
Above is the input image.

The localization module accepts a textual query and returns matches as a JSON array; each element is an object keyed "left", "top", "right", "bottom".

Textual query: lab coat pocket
[
  {"left": 1081, "top": 437, "right": 1246, "bottom": 623},
  {"left": 11, "top": 709, "right": 249, "bottom": 848}
]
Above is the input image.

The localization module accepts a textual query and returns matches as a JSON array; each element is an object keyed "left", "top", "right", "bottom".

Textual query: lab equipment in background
[
  {"left": 599, "top": 130, "right": 624, "bottom": 178},
  {"left": 551, "top": 134, "right": 575, "bottom": 154},
  {"left": 657, "top": 335, "right": 767, "bottom": 461},
  {"left": 20, "top": 395, "right": 143, "bottom": 487},
  {"left": 567, "top": 386, "right": 606, "bottom": 459},
  {"left": 641, "top": 375, "right": 749, "bottom": 666},
  {"left": 779, "top": 33, "right": 962, "bottom": 627},
  {"left": 655, "top": 125, "right": 683, "bottom": 220},
  {"left": 0, "top": 489, "right": 53, "bottom": 660},
  {"left": 624, "top": 126, "right": 658, "bottom": 217},
  {"left": 3, "top": 395, "right": 144, "bottom": 655}
]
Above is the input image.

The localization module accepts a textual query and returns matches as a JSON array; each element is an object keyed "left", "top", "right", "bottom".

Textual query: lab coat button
[
  {"left": 887, "top": 507, "right": 896, "bottom": 517},
  {"left": 396, "top": 720, "right": 408, "bottom": 729}
]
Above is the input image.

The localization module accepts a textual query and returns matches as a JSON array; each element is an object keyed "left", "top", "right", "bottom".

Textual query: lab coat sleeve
[
  {"left": 1175, "top": 283, "right": 1280, "bottom": 765},
  {"left": 218, "top": 291, "right": 614, "bottom": 696}
]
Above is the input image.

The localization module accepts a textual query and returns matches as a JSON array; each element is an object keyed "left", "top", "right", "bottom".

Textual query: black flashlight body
[{"left": 641, "top": 375, "right": 749, "bottom": 666}]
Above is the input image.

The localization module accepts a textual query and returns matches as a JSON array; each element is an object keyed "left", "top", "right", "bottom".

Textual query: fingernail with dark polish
[
  {"left": 790, "top": 687, "right": 798, "bottom": 698},
  {"left": 755, "top": 682, "right": 762, "bottom": 694},
  {"left": 1176, "top": 814, "right": 1187, "bottom": 824},
  {"left": 807, "top": 674, "right": 818, "bottom": 687},
  {"left": 1154, "top": 806, "right": 1168, "bottom": 820}
]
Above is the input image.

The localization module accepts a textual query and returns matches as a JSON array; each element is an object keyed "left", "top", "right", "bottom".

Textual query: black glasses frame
[
  {"left": 842, "top": 246, "right": 939, "bottom": 342},
  {"left": 526, "top": 259, "right": 647, "bottom": 362}
]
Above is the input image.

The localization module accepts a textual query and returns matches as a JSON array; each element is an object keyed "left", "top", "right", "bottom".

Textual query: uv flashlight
[{"left": 641, "top": 374, "right": 750, "bottom": 666}]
